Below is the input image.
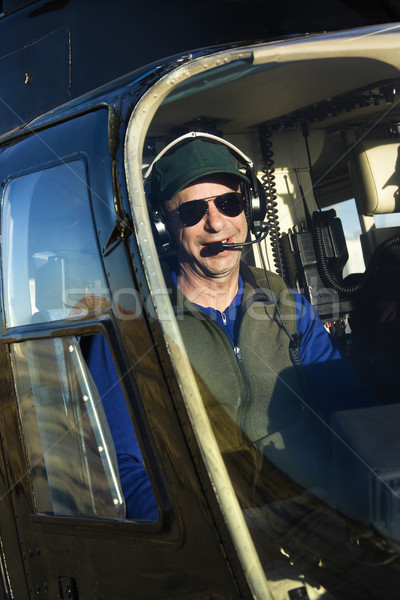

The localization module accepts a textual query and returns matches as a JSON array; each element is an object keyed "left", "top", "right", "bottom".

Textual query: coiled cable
[
  {"left": 259, "top": 125, "right": 286, "bottom": 279},
  {"left": 312, "top": 210, "right": 400, "bottom": 296}
]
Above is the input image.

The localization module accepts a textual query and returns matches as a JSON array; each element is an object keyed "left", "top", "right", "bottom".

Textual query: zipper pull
[
  {"left": 234, "top": 346, "right": 242, "bottom": 361},
  {"left": 221, "top": 312, "right": 227, "bottom": 325}
]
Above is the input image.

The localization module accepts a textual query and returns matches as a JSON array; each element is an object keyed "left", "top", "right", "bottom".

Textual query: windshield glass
[{"left": 127, "top": 29, "right": 400, "bottom": 598}]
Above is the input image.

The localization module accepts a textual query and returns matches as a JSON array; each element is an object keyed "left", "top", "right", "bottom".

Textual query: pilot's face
[{"left": 164, "top": 176, "right": 248, "bottom": 281}]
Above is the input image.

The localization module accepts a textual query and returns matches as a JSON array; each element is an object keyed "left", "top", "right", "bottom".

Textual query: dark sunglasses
[{"left": 168, "top": 192, "right": 245, "bottom": 227}]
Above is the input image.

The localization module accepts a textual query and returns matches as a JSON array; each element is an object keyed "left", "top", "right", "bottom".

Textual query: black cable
[
  {"left": 257, "top": 240, "right": 300, "bottom": 350},
  {"left": 312, "top": 210, "right": 400, "bottom": 296},
  {"left": 256, "top": 237, "right": 322, "bottom": 412}
]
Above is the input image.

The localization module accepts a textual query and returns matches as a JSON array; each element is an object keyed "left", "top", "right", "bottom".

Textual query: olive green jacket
[{"left": 169, "top": 261, "right": 328, "bottom": 497}]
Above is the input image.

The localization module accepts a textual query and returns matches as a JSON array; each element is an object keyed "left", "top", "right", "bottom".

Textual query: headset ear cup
[
  {"left": 149, "top": 204, "right": 175, "bottom": 255},
  {"left": 245, "top": 178, "right": 267, "bottom": 235}
]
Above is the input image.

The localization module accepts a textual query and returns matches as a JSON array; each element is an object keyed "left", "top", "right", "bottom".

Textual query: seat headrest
[{"left": 350, "top": 139, "right": 400, "bottom": 215}]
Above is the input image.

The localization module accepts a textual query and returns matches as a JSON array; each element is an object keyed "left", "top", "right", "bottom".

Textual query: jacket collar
[
  {"left": 239, "top": 261, "right": 275, "bottom": 307},
  {"left": 163, "top": 259, "right": 274, "bottom": 315}
]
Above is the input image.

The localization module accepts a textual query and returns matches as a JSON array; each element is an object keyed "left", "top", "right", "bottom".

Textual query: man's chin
[{"left": 197, "top": 254, "right": 241, "bottom": 279}]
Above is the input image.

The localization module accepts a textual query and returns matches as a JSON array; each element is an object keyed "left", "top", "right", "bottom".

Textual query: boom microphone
[{"left": 208, "top": 223, "right": 269, "bottom": 254}]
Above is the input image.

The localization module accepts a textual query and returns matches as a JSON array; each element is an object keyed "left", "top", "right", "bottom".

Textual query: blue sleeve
[
  {"left": 84, "top": 334, "right": 158, "bottom": 521},
  {"left": 292, "top": 292, "right": 376, "bottom": 419}
]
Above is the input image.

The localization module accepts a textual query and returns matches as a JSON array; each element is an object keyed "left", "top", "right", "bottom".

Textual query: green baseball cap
[{"left": 150, "top": 137, "right": 250, "bottom": 203}]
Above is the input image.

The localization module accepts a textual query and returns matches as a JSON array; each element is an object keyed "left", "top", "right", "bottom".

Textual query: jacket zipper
[
  {"left": 233, "top": 346, "right": 241, "bottom": 361},
  {"left": 202, "top": 310, "right": 251, "bottom": 436},
  {"left": 179, "top": 291, "right": 271, "bottom": 443},
  {"left": 217, "top": 315, "right": 264, "bottom": 476}
]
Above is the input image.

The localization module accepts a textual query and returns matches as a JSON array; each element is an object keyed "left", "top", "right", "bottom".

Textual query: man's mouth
[{"left": 200, "top": 237, "right": 236, "bottom": 255}]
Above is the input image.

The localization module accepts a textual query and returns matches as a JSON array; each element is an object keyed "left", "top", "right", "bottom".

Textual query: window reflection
[
  {"left": 12, "top": 336, "right": 125, "bottom": 518},
  {"left": 2, "top": 161, "right": 109, "bottom": 327},
  {"left": 11, "top": 334, "right": 158, "bottom": 522}
]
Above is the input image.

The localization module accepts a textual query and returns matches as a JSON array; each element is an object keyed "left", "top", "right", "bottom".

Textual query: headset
[{"left": 143, "top": 131, "right": 267, "bottom": 254}]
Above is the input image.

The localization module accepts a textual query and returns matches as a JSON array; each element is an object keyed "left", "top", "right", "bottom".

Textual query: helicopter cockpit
[{"left": 124, "top": 25, "right": 400, "bottom": 598}]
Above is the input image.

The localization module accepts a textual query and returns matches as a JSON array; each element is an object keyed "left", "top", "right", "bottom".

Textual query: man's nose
[{"left": 204, "top": 200, "right": 224, "bottom": 231}]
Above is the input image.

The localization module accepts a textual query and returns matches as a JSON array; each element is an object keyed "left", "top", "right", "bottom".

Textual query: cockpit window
[
  {"left": 11, "top": 332, "right": 159, "bottom": 521},
  {"left": 1, "top": 160, "right": 109, "bottom": 328},
  {"left": 11, "top": 335, "right": 125, "bottom": 518}
]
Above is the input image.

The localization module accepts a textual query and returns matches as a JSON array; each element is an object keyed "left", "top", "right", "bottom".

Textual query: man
[
  {"left": 145, "top": 134, "right": 382, "bottom": 591},
  {"left": 149, "top": 133, "right": 375, "bottom": 495}
]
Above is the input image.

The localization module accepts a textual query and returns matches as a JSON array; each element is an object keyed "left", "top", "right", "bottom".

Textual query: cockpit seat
[
  {"left": 349, "top": 241, "right": 400, "bottom": 404},
  {"left": 346, "top": 135, "right": 400, "bottom": 403},
  {"left": 347, "top": 135, "right": 400, "bottom": 261}
]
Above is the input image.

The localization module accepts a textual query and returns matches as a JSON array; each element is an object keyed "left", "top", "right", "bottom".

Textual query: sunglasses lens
[
  {"left": 215, "top": 192, "right": 244, "bottom": 217},
  {"left": 177, "top": 200, "right": 208, "bottom": 226},
  {"left": 175, "top": 192, "right": 245, "bottom": 226}
]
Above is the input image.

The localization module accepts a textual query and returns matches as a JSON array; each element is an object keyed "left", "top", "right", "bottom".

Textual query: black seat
[{"left": 348, "top": 241, "right": 400, "bottom": 404}]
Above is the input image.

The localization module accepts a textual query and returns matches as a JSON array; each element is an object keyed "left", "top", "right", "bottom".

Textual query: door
[{"left": 0, "top": 108, "right": 244, "bottom": 599}]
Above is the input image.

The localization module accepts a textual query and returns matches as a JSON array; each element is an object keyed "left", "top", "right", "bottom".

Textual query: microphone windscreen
[{"left": 207, "top": 241, "right": 225, "bottom": 253}]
